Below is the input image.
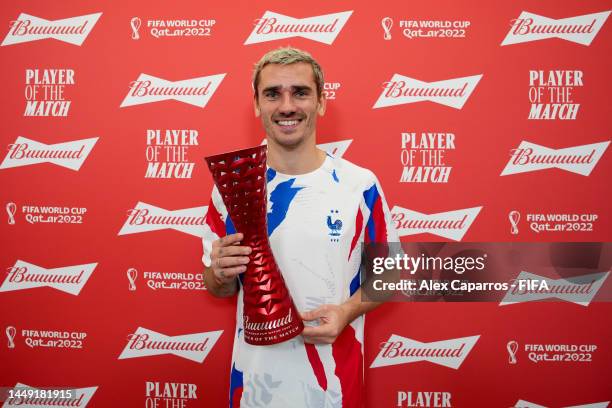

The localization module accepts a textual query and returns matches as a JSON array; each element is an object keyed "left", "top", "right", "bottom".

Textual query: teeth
[{"left": 277, "top": 120, "right": 298, "bottom": 126}]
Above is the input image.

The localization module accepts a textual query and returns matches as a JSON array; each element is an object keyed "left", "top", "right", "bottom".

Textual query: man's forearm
[
  {"left": 340, "top": 288, "right": 381, "bottom": 323},
  {"left": 204, "top": 266, "right": 238, "bottom": 297}
]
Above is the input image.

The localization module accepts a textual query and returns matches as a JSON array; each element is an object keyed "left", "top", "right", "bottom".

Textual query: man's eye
[
  {"left": 264, "top": 91, "right": 278, "bottom": 98},
  {"left": 295, "top": 91, "right": 308, "bottom": 97}
]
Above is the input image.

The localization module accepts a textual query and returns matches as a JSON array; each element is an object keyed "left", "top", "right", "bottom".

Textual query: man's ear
[
  {"left": 317, "top": 93, "right": 327, "bottom": 116},
  {"left": 254, "top": 96, "right": 261, "bottom": 117}
]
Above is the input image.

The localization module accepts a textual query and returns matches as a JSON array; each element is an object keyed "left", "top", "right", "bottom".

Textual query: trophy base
[{"left": 243, "top": 306, "right": 304, "bottom": 346}]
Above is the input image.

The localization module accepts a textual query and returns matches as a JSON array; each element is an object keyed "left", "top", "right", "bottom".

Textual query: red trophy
[{"left": 205, "top": 145, "right": 304, "bottom": 345}]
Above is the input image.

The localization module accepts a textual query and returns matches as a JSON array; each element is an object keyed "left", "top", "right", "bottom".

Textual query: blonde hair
[{"left": 252, "top": 47, "right": 324, "bottom": 100}]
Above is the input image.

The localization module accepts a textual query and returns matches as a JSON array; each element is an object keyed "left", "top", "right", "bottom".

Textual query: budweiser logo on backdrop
[
  {"left": 500, "top": 271, "right": 610, "bottom": 306},
  {"left": 501, "top": 10, "right": 611, "bottom": 46},
  {"left": 118, "top": 202, "right": 207, "bottom": 238},
  {"left": 118, "top": 327, "right": 222, "bottom": 363},
  {"left": 120, "top": 73, "right": 225, "bottom": 108},
  {"left": 244, "top": 10, "right": 352, "bottom": 45},
  {"left": 513, "top": 400, "right": 610, "bottom": 408},
  {"left": 317, "top": 139, "right": 352, "bottom": 158},
  {"left": 0, "top": 136, "right": 98, "bottom": 171},
  {"left": 500, "top": 141, "right": 609, "bottom": 176},
  {"left": 512, "top": 401, "right": 552, "bottom": 408},
  {"left": 263, "top": 138, "right": 352, "bottom": 158},
  {"left": 371, "top": 334, "right": 480, "bottom": 369},
  {"left": 373, "top": 74, "right": 482, "bottom": 109},
  {"left": 0, "top": 260, "right": 96, "bottom": 295},
  {"left": 1, "top": 12, "right": 102, "bottom": 46},
  {"left": 3, "top": 384, "right": 97, "bottom": 407},
  {"left": 391, "top": 206, "right": 482, "bottom": 241}
]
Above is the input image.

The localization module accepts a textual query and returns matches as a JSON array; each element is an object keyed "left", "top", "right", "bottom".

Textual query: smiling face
[{"left": 254, "top": 62, "right": 326, "bottom": 149}]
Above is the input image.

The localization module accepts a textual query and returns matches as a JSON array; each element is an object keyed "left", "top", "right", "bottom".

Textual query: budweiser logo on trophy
[{"left": 205, "top": 145, "right": 303, "bottom": 345}]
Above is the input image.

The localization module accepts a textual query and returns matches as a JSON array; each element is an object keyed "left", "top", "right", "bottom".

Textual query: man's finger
[
  {"left": 300, "top": 307, "right": 326, "bottom": 321},
  {"left": 219, "top": 233, "right": 244, "bottom": 247},
  {"left": 218, "top": 256, "right": 250, "bottom": 269},
  {"left": 302, "top": 324, "right": 333, "bottom": 338},
  {"left": 217, "top": 245, "right": 252, "bottom": 257},
  {"left": 303, "top": 336, "right": 333, "bottom": 345},
  {"left": 218, "top": 265, "right": 247, "bottom": 278}
]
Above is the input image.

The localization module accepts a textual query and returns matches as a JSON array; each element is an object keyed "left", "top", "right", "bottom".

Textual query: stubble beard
[{"left": 263, "top": 114, "right": 316, "bottom": 150}]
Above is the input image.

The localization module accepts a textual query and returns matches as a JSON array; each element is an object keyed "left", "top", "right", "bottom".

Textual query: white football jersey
[{"left": 202, "top": 153, "right": 397, "bottom": 408}]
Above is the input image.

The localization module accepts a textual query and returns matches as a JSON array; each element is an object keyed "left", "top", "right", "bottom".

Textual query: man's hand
[
  {"left": 205, "top": 233, "right": 251, "bottom": 297},
  {"left": 300, "top": 304, "right": 351, "bottom": 344},
  {"left": 300, "top": 289, "right": 381, "bottom": 344}
]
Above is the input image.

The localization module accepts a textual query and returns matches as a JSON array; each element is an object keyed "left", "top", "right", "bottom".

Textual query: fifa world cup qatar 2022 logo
[
  {"left": 507, "top": 340, "right": 518, "bottom": 364},
  {"left": 205, "top": 145, "right": 303, "bottom": 345},
  {"left": 6, "top": 326, "right": 17, "bottom": 348},
  {"left": 127, "top": 268, "right": 138, "bottom": 291},
  {"left": 6, "top": 202, "right": 17, "bottom": 224},
  {"left": 130, "top": 17, "right": 141, "bottom": 40},
  {"left": 509, "top": 210, "right": 520, "bottom": 235},
  {"left": 381, "top": 17, "right": 393, "bottom": 40}
]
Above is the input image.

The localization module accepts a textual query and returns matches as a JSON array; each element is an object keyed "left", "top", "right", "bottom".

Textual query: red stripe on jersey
[
  {"left": 205, "top": 197, "right": 226, "bottom": 236},
  {"left": 348, "top": 207, "right": 364, "bottom": 260},
  {"left": 305, "top": 343, "right": 328, "bottom": 391},
  {"left": 370, "top": 197, "right": 388, "bottom": 244},
  {"left": 332, "top": 325, "right": 363, "bottom": 408},
  {"left": 366, "top": 197, "right": 390, "bottom": 260},
  {"left": 231, "top": 386, "right": 242, "bottom": 408}
]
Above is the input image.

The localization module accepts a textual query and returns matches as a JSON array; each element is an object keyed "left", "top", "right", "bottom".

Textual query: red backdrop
[{"left": 1, "top": 1, "right": 610, "bottom": 407}]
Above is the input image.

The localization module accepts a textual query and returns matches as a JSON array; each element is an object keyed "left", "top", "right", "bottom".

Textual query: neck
[{"left": 266, "top": 137, "right": 325, "bottom": 175}]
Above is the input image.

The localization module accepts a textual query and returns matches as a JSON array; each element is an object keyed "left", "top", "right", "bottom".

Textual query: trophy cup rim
[{"left": 204, "top": 145, "right": 267, "bottom": 164}]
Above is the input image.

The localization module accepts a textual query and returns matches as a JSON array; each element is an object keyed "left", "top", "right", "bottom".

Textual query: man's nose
[{"left": 278, "top": 92, "right": 296, "bottom": 114}]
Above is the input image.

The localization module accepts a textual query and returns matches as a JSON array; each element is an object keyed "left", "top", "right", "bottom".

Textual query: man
[{"left": 202, "top": 47, "right": 398, "bottom": 408}]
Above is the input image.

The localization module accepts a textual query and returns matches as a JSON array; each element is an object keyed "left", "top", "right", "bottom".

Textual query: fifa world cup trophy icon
[
  {"left": 507, "top": 340, "right": 518, "bottom": 364},
  {"left": 205, "top": 145, "right": 303, "bottom": 345},
  {"left": 381, "top": 17, "right": 393, "bottom": 40},
  {"left": 6, "top": 326, "right": 16, "bottom": 349},
  {"left": 130, "top": 17, "right": 142, "bottom": 40},
  {"left": 127, "top": 268, "right": 138, "bottom": 291},
  {"left": 6, "top": 202, "right": 17, "bottom": 225},
  {"left": 509, "top": 210, "right": 520, "bottom": 235}
]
